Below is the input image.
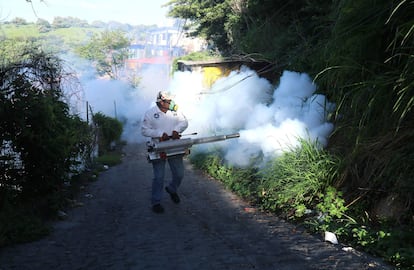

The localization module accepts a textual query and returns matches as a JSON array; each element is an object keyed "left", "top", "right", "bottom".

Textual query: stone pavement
[{"left": 0, "top": 143, "right": 394, "bottom": 270}]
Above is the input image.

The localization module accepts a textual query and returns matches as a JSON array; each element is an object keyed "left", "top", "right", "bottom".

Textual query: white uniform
[{"left": 141, "top": 104, "right": 188, "bottom": 139}]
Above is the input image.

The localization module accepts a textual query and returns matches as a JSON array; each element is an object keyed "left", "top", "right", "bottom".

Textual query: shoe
[
  {"left": 152, "top": 204, "right": 164, "bottom": 213},
  {"left": 165, "top": 187, "right": 180, "bottom": 204}
]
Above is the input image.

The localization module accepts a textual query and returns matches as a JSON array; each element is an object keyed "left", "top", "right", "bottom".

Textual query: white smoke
[
  {"left": 64, "top": 54, "right": 170, "bottom": 143},
  {"left": 82, "top": 78, "right": 149, "bottom": 142},
  {"left": 67, "top": 57, "right": 335, "bottom": 168},
  {"left": 168, "top": 67, "right": 335, "bottom": 167}
]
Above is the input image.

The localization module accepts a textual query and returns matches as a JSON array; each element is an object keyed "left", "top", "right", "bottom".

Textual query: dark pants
[{"left": 151, "top": 155, "right": 184, "bottom": 205}]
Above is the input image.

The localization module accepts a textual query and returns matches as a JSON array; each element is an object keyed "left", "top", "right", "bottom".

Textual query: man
[{"left": 141, "top": 91, "right": 189, "bottom": 213}]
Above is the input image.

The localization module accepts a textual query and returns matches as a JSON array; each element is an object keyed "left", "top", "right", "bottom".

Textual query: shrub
[
  {"left": 0, "top": 46, "right": 94, "bottom": 246},
  {"left": 92, "top": 112, "right": 123, "bottom": 155},
  {"left": 0, "top": 47, "right": 92, "bottom": 201},
  {"left": 258, "top": 139, "right": 340, "bottom": 218}
]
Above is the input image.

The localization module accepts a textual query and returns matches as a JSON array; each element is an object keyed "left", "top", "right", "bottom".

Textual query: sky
[{"left": 0, "top": 0, "right": 171, "bottom": 26}]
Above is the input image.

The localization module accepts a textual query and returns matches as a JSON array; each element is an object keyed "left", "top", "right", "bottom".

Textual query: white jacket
[{"left": 141, "top": 104, "right": 188, "bottom": 139}]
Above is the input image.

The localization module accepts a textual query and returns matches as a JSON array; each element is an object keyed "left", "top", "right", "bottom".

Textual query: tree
[
  {"left": 76, "top": 30, "right": 131, "bottom": 79},
  {"left": 165, "top": 0, "right": 332, "bottom": 63},
  {"left": 0, "top": 46, "right": 93, "bottom": 201},
  {"left": 166, "top": 0, "right": 234, "bottom": 54},
  {"left": 10, "top": 17, "right": 28, "bottom": 25},
  {"left": 36, "top": 18, "right": 51, "bottom": 33}
]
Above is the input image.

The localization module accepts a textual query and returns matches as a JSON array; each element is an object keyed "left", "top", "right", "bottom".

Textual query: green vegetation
[
  {"left": 0, "top": 41, "right": 124, "bottom": 247},
  {"left": 95, "top": 153, "right": 123, "bottom": 167},
  {"left": 258, "top": 140, "right": 341, "bottom": 217},
  {"left": 1, "top": 2, "right": 413, "bottom": 268},
  {"left": 0, "top": 47, "right": 92, "bottom": 200},
  {"left": 172, "top": 50, "right": 222, "bottom": 72},
  {"left": 189, "top": 141, "right": 413, "bottom": 268},
  {"left": 168, "top": 1, "right": 414, "bottom": 268},
  {"left": 0, "top": 24, "right": 102, "bottom": 51},
  {"left": 190, "top": 151, "right": 259, "bottom": 200},
  {"left": 0, "top": 46, "right": 93, "bottom": 246},
  {"left": 92, "top": 112, "right": 124, "bottom": 155},
  {"left": 0, "top": 204, "right": 50, "bottom": 247},
  {"left": 0, "top": 15, "right": 154, "bottom": 248},
  {"left": 76, "top": 30, "right": 131, "bottom": 78}
]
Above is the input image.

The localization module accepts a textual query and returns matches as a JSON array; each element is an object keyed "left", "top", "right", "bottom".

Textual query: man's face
[{"left": 160, "top": 99, "right": 172, "bottom": 110}]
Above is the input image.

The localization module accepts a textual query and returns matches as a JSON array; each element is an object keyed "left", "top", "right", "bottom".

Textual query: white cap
[{"left": 156, "top": 91, "right": 174, "bottom": 102}]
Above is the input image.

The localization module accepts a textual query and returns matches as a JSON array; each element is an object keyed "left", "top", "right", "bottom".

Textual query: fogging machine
[{"left": 146, "top": 133, "right": 240, "bottom": 162}]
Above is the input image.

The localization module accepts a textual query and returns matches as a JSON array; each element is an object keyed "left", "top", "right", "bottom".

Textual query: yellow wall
[{"left": 202, "top": 66, "right": 233, "bottom": 89}]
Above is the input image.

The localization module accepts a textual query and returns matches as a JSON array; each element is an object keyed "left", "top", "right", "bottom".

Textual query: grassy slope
[{"left": 0, "top": 24, "right": 102, "bottom": 46}]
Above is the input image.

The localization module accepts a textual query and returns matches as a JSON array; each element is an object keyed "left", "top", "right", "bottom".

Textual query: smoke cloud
[
  {"left": 69, "top": 57, "right": 334, "bottom": 168},
  {"left": 64, "top": 54, "right": 169, "bottom": 143},
  {"left": 167, "top": 66, "right": 335, "bottom": 167}
]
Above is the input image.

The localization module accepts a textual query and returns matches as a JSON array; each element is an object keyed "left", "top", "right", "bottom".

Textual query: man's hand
[
  {"left": 172, "top": 130, "right": 180, "bottom": 140},
  {"left": 160, "top": 133, "right": 170, "bottom": 141}
]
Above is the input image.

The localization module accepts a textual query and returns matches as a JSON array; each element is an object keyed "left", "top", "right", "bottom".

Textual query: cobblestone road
[{"left": 0, "top": 143, "right": 394, "bottom": 270}]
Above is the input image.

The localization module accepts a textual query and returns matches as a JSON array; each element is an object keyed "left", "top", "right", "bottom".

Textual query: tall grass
[
  {"left": 311, "top": 1, "right": 414, "bottom": 226},
  {"left": 258, "top": 139, "right": 340, "bottom": 217},
  {"left": 190, "top": 152, "right": 259, "bottom": 200},
  {"left": 190, "top": 139, "right": 341, "bottom": 218}
]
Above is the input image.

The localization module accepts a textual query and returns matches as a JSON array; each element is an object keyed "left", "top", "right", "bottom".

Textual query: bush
[
  {"left": 0, "top": 46, "right": 95, "bottom": 246},
  {"left": 258, "top": 139, "right": 340, "bottom": 217},
  {"left": 0, "top": 47, "right": 93, "bottom": 201},
  {"left": 92, "top": 112, "right": 123, "bottom": 155},
  {"left": 190, "top": 152, "right": 258, "bottom": 200},
  {"left": 0, "top": 200, "right": 50, "bottom": 247}
]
